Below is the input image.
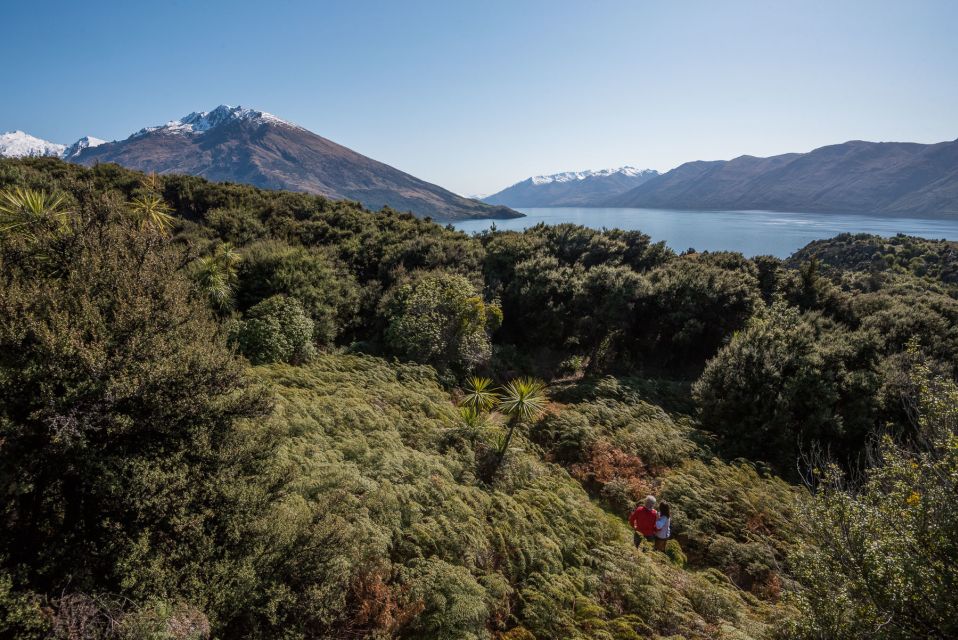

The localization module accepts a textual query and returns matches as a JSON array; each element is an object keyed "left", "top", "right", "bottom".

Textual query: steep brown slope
[{"left": 74, "top": 106, "right": 519, "bottom": 221}]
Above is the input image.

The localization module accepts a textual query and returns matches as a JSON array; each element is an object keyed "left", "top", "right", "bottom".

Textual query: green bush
[
  {"left": 0, "top": 198, "right": 274, "bottom": 628},
  {"left": 783, "top": 362, "right": 958, "bottom": 640},
  {"left": 235, "top": 240, "right": 360, "bottom": 344},
  {"left": 384, "top": 271, "right": 500, "bottom": 374},
  {"left": 665, "top": 540, "right": 687, "bottom": 568},
  {"left": 684, "top": 573, "right": 741, "bottom": 624},
  {"left": 236, "top": 294, "right": 317, "bottom": 364},
  {"left": 0, "top": 573, "right": 48, "bottom": 640},
  {"left": 694, "top": 303, "right": 880, "bottom": 473}
]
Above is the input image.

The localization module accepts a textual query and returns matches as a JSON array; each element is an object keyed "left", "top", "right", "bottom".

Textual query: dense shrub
[
  {"left": 235, "top": 294, "right": 317, "bottom": 364},
  {"left": 634, "top": 253, "right": 762, "bottom": 367},
  {"left": 235, "top": 240, "right": 360, "bottom": 344},
  {"left": 694, "top": 303, "right": 881, "bottom": 472},
  {"left": 0, "top": 197, "right": 275, "bottom": 627},
  {"left": 385, "top": 271, "right": 501, "bottom": 373},
  {"left": 782, "top": 362, "right": 958, "bottom": 640}
]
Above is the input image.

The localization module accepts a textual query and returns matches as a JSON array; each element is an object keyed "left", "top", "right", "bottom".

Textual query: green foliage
[
  {"left": 401, "top": 557, "right": 490, "bottom": 640},
  {"left": 0, "top": 573, "right": 49, "bottom": 639},
  {"left": 0, "top": 198, "right": 274, "bottom": 628},
  {"left": 792, "top": 232, "right": 958, "bottom": 285},
  {"left": 235, "top": 240, "right": 360, "bottom": 344},
  {"left": 636, "top": 253, "right": 762, "bottom": 367},
  {"left": 782, "top": 362, "right": 958, "bottom": 640},
  {"left": 235, "top": 294, "right": 317, "bottom": 364},
  {"left": 498, "top": 378, "right": 548, "bottom": 425},
  {"left": 385, "top": 271, "right": 500, "bottom": 374},
  {"left": 662, "top": 460, "right": 802, "bottom": 595},
  {"left": 684, "top": 571, "right": 742, "bottom": 624},
  {"left": 0, "top": 186, "right": 70, "bottom": 239},
  {"left": 488, "top": 377, "right": 549, "bottom": 480},
  {"left": 694, "top": 303, "right": 881, "bottom": 472},
  {"left": 664, "top": 540, "right": 687, "bottom": 568},
  {"left": 245, "top": 356, "right": 778, "bottom": 639},
  {"left": 194, "top": 242, "right": 241, "bottom": 310},
  {"left": 461, "top": 376, "right": 500, "bottom": 413},
  {"left": 128, "top": 172, "right": 176, "bottom": 232},
  {"left": 4, "top": 157, "right": 957, "bottom": 640}
]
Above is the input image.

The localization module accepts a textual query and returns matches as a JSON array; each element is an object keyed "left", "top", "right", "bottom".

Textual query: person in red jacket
[{"left": 629, "top": 495, "right": 658, "bottom": 548}]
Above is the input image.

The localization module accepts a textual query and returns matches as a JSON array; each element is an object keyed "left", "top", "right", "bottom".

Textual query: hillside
[
  {"left": 6, "top": 106, "right": 519, "bottom": 222},
  {"left": 484, "top": 167, "right": 658, "bottom": 207},
  {"left": 1, "top": 157, "right": 956, "bottom": 640},
  {"left": 607, "top": 139, "right": 958, "bottom": 216},
  {"left": 790, "top": 232, "right": 958, "bottom": 284},
  {"left": 241, "top": 356, "right": 800, "bottom": 639}
]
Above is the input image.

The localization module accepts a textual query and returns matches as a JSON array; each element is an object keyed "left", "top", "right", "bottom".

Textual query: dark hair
[{"left": 659, "top": 502, "right": 671, "bottom": 518}]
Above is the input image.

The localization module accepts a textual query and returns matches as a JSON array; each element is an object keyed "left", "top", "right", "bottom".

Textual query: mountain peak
[
  {"left": 63, "top": 136, "right": 107, "bottom": 159},
  {"left": 0, "top": 130, "right": 66, "bottom": 158},
  {"left": 131, "top": 104, "right": 301, "bottom": 139},
  {"left": 484, "top": 165, "right": 660, "bottom": 207},
  {"left": 529, "top": 166, "right": 657, "bottom": 185}
]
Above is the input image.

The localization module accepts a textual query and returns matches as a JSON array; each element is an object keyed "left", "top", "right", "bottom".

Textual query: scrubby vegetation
[{"left": 0, "top": 157, "right": 955, "bottom": 639}]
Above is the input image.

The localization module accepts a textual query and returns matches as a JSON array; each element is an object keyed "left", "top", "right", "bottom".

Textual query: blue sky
[{"left": 3, "top": 0, "right": 957, "bottom": 195}]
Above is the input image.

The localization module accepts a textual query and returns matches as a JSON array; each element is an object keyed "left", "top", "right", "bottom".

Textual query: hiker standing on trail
[
  {"left": 653, "top": 501, "right": 671, "bottom": 551},
  {"left": 629, "top": 495, "right": 658, "bottom": 548}
]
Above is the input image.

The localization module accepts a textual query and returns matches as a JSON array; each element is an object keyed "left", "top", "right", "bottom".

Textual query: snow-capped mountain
[
  {"left": 530, "top": 166, "right": 658, "bottom": 185},
  {"left": 130, "top": 105, "right": 302, "bottom": 138},
  {"left": 62, "top": 136, "right": 106, "bottom": 160},
  {"left": 484, "top": 166, "right": 660, "bottom": 207},
  {"left": 1, "top": 131, "right": 107, "bottom": 161},
  {"left": 0, "top": 131, "right": 66, "bottom": 158},
  {"left": 62, "top": 104, "right": 518, "bottom": 221}
]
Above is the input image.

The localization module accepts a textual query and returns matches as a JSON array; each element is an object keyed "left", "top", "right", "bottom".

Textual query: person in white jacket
[{"left": 653, "top": 501, "right": 671, "bottom": 551}]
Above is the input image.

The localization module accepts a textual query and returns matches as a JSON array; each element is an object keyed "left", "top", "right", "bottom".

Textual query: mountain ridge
[
  {"left": 3, "top": 106, "right": 520, "bottom": 222},
  {"left": 0, "top": 130, "right": 67, "bottom": 158},
  {"left": 606, "top": 138, "right": 958, "bottom": 216},
  {"left": 484, "top": 165, "right": 659, "bottom": 207}
]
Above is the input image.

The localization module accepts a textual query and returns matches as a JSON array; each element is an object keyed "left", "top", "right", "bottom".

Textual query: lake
[{"left": 451, "top": 207, "right": 958, "bottom": 258}]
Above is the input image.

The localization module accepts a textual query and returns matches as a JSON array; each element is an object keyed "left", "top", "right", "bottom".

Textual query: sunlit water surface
[{"left": 452, "top": 207, "right": 958, "bottom": 258}]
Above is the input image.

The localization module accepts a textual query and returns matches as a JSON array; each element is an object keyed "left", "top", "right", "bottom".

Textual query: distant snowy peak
[
  {"left": 530, "top": 166, "right": 658, "bottom": 185},
  {"left": 63, "top": 136, "right": 106, "bottom": 159},
  {"left": 132, "top": 105, "right": 302, "bottom": 138},
  {"left": 0, "top": 130, "right": 66, "bottom": 158}
]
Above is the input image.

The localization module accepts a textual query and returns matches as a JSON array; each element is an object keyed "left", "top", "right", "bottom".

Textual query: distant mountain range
[
  {"left": 0, "top": 130, "right": 106, "bottom": 160},
  {"left": 0, "top": 106, "right": 519, "bottom": 221},
  {"left": 7, "top": 115, "right": 956, "bottom": 219},
  {"left": 608, "top": 139, "right": 958, "bottom": 216},
  {"left": 483, "top": 166, "right": 658, "bottom": 207}
]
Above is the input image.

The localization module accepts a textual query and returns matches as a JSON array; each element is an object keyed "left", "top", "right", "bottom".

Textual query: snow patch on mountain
[
  {"left": 0, "top": 131, "right": 66, "bottom": 158},
  {"left": 131, "top": 105, "right": 302, "bottom": 138},
  {"left": 63, "top": 136, "right": 107, "bottom": 159},
  {"left": 530, "top": 166, "right": 658, "bottom": 185}
]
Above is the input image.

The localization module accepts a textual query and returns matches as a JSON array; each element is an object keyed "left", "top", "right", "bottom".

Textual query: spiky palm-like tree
[
  {"left": 195, "top": 243, "right": 241, "bottom": 310},
  {"left": 460, "top": 376, "right": 499, "bottom": 413},
  {"left": 128, "top": 173, "right": 175, "bottom": 232},
  {"left": 129, "top": 193, "right": 175, "bottom": 232},
  {"left": 0, "top": 187, "right": 70, "bottom": 239},
  {"left": 494, "top": 377, "right": 548, "bottom": 473}
]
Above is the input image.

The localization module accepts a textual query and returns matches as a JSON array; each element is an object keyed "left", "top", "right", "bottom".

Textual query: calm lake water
[{"left": 451, "top": 207, "right": 958, "bottom": 258}]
